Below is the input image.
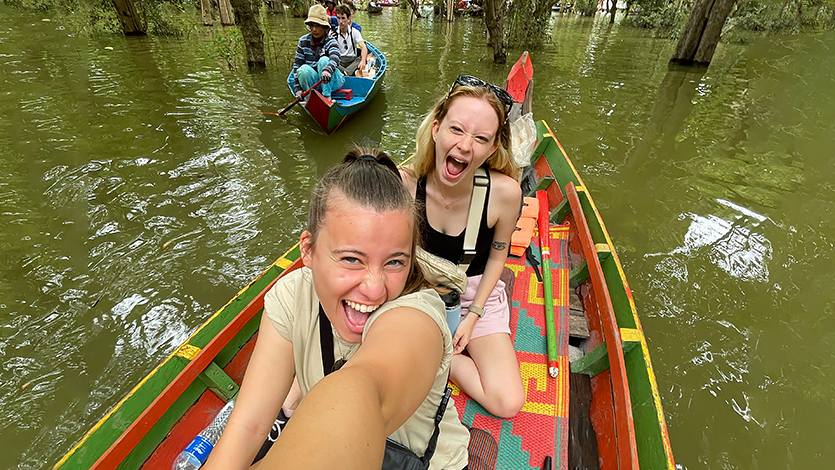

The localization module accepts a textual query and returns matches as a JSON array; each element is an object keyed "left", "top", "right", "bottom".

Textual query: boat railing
[
  {"left": 86, "top": 258, "right": 304, "bottom": 470},
  {"left": 528, "top": 120, "right": 674, "bottom": 469},
  {"left": 564, "top": 182, "right": 640, "bottom": 470}
]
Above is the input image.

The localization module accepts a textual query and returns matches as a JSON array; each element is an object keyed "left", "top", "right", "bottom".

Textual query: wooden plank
[
  {"left": 527, "top": 175, "right": 554, "bottom": 197},
  {"left": 570, "top": 329, "right": 642, "bottom": 376},
  {"left": 198, "top": 361, "right": 240, "bottom": 402},
  {"left": 568, "top": 372, "right": 599, "bottom": 470},
  {"left": 217, "top": 0, "right": 234, "bottom": 25},
  {"left": 569, "top": 244, "right": 613, "bottom": 287},
  {"left": 569, "top": 289, "right": 583, "bottom": 316},
  {"left": 565, "top": 182, "right": 639, "bottom": 470},
  {"left": 550, "top": 198, "right": 570, "bottom": 224},
  {"left": 569, "top": 315, "right": 590, "bottom": 339}
]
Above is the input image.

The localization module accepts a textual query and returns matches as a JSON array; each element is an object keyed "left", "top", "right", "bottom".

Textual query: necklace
[
  {"left": 318, "top": 304, "right": 360, "bottom": 374},
  {"left": 433, "top": 175, "right": 471, "bottom": 210},
  {"left": 332, "top": 327, "right": 360, "bottom": 372}
]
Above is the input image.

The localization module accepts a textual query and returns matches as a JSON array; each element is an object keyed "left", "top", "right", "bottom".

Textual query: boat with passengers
[
  {"left": 285, "top": 42, "right": 386, "bottom": 135},
  {"left": 53, "top": 52, "right": 674, "bottom": 470}
]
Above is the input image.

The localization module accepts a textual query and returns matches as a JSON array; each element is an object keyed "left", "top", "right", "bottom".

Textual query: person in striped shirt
[{"left": 293, "top": 4, "right": 345, "bottom": 101}]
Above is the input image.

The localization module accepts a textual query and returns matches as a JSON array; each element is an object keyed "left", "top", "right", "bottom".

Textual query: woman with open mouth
[
  {"left": 204, "top": 148, "right": 471, "bottom": 469},
  {"left": 401, "top": 76, "right": 525, "bottom": 419}
]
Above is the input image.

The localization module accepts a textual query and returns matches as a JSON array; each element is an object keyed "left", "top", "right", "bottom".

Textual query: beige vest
[{"left": 264, "top": 268, "right": 469, "bottom": 470}]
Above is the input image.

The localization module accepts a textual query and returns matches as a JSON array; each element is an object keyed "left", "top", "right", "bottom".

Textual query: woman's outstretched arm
[
  {"left": 257, "top": 306, "right": 444, "bottom": 470},
  {"left": 203, "top": 314, "right": 296, "bottom": 470}
]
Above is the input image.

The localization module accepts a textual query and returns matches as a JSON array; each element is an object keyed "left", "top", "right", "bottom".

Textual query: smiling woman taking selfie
[
  {"left": 204, "top": 149, "right": 470, "bottom": 470},
  {"left": 401, "top": 76, "right": 525, "bottom": 419}
]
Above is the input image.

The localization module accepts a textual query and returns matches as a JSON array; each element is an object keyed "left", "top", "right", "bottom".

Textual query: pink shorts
[{"left": 460, "top": 274, "right": 511, "bottom": 339}]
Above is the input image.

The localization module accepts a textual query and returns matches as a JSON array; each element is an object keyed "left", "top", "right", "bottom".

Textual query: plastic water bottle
[{"left": 171, "top": 401, "right": 235, "bottom": 470}]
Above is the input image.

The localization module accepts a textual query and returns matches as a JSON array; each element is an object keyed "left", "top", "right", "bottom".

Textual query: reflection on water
[
  {"left": 2, "top": 5, "right": 835, "bottom": 469},
  {"left": 648, "top": 198, "right": 772, "bottom": 282}
]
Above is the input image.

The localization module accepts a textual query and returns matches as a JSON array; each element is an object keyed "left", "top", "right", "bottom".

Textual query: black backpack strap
[
  {"left": 420, "top": 373, "right": 452, "bottom": 464},
  {"left": 318, "top": 304, "right": 336, "bottom": 376}
]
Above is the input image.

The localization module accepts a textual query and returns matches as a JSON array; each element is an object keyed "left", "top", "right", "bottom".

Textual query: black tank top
[{"left": 416, "top": 170, "right": 494, "bottom": 276}]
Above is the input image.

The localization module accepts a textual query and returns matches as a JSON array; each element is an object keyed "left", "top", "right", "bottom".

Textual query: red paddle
[{"left": 275, "top": 79, "right": 323, "bottom": 116}]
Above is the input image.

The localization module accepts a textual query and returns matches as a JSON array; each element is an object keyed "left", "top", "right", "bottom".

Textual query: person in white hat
[{"left": 292, "top": 4, "right": 345, "bottom": 101}]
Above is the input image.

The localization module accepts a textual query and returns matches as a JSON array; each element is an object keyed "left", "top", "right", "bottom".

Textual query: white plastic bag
[{"left": 510, "top": 112, "right": 536, "bottom": 168}]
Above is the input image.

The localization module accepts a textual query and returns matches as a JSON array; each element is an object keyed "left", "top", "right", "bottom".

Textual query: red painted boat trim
[
  {"left": 565, "top": 183, "right": 639, "bottom": 470},
  {"left": 90, "top": 258, "right": 304, "bottom": 470},
  {"left": 506, "top": 51, "right": 533, "bottom": 103}
]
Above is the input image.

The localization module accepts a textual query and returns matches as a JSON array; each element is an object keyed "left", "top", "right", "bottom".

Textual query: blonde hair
[{"left": 407, "top": 85, "right": 519, "bottom": 181}]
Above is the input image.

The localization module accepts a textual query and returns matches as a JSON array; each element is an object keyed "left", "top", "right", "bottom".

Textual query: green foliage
[
  {"left": 61, "top": 0, "right": 123, "bottom": 35},
  {"left": 573, "top": 0, "right": 600, "bottom": 15},
  {"left": 505, "top": 0, "right": 554, "bottom": 48},
  {"left": 144, "top": 1, "right": 195, "bottom": 36},
  {"left": 211, "top": 28, "right": 244, "bottom": 70},
  {"left": 621, "top": 0, "right": 835, "bottom": 35},
  {"left": 3, "top": 0, "right": 197, "bottom": 36},
  {"left": 621, "top": 0, "right": 687, "bottom": 37}
]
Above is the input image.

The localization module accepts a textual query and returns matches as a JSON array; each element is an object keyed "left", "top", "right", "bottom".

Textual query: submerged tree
[
  {"left": 229, "top": 0, "right": 266, "bottom": 70},
  {"left": 670, "top": 0, "right": 736, "bottom": 65},
  {"left": 111, "top": 0, "right": 146, "bottom": 34},
  {"left": 484, "top": 0, "right": 507, "bottom": 63}
]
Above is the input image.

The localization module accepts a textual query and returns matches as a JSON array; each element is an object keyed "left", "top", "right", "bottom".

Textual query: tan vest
[{"left": 264, "top": 268, "right": 469, "bottom": 470}]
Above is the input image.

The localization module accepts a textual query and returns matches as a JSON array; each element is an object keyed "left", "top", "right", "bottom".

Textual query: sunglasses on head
[{"left": 447, "top": 75, "right": 514, "bottom": 116}]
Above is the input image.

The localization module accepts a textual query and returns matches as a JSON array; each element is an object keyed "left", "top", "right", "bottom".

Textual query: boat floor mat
[{"left": 451, "top": 225, "right": 570, "bottom": 470}]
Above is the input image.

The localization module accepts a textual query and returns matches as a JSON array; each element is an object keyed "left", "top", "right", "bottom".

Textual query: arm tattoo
[{"left": 492, "top": 241, "right": 507, "bottom": 251}]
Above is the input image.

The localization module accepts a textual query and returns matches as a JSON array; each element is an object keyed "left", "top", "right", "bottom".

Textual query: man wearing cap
[{"left": 293, "top": 4, "right": 344, "bottom": 102}]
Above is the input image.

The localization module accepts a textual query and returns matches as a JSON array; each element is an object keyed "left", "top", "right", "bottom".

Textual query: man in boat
[
  {"left": 323, "top": 0, "right": 336, "bottom": 15},
  {"left": 330, "top": 0, "right": 362, "bottom": 32},
  {"left": 293, "top": 4, "right": 344, "bottom": 102},
  {"left": 334, "top": 4, "right": 367, "bottom": 77}
]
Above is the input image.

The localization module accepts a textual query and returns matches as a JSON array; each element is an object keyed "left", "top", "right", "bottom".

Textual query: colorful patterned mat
[{"left": 451, "top": 225, "right": 570, "bottom": 470}]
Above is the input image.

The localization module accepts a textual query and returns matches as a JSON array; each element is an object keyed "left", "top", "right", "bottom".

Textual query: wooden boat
[
  {"left": 503, "top": 50, "right": 533, "bottom": 119},
  {"left": 54, "top": 54, "right": 674, "bottom": 470},
  {"left": 285, "top": 42, "right": 386, "bottom": 134},
  {"left": 368, "top": 2, "right": 383, "bottom": 13}
]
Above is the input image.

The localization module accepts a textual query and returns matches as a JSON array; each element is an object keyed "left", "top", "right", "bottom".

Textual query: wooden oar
[
  {"left": 276, "top": 79, "right": 323, "bottom": 116},
  {"left": 536, "top": 190, "right": 559, "bottom": 378}
]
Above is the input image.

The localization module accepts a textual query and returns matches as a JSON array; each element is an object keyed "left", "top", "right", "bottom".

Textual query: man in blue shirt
[{"left": 293, "top": 4, "right": 344, "bottom": 101}]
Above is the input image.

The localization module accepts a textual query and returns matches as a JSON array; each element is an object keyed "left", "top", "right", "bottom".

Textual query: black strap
[
  {"left": 316, "top": 303, "right": 450, "bottom": 461},
  {"left": 318, "top": 304, "right": 336, "bottom": 376},
  {"left": 421, "top": 381, "right": 452, "bottom": 463}
]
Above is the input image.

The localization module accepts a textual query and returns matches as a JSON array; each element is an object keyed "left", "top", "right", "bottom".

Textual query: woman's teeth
[{"left": 345, "top": 300, "right": 380, "bottom": 313}]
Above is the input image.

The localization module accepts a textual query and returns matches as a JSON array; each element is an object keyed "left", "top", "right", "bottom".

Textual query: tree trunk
[
  {"left": 446, "top": 0, "right": 454, "bottom": 21},
  {"left": 229, "top": 0, "right": 266, "bottom": 70},
  {"left": 219, "top": 0, "right": 235, "bottom": 25},
  {"left": 778, "top": 0, "right": 789, "bottom": 18},
  {"left": 795, "top": 0, "right": 802, "bottom": 23},
  {"left": 484, "top": 0, "right": 506, "bottom": 63},
  {"left": 405, "top": 0, "right": 422, "bottom": 18},
  {"left": 111, "top": 0, "right": 146, "bottom": 34},
  {"left": 200, "top": 0, "right": 213, "bottom": 25},
  {"left": 609, "top": 0, "right": 617, "bottom": 23},
  {"left": 670, "top": 0, "right": 736, "bottom": 66}
]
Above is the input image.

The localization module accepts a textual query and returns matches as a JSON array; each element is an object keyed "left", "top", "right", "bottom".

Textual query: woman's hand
[{"left": 453, "top": 313, "right": 478, "bottom": 354}]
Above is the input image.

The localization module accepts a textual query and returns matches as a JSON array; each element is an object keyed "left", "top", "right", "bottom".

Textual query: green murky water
[{"left": 1, "top": 5, "right": 833, "bottom": 468}]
